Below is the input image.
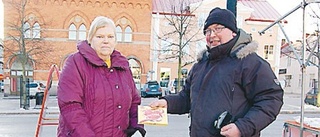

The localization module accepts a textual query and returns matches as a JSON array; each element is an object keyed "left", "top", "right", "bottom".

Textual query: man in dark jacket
[{"left": 150, "top": 7, "right": 284, "bottom": 137}]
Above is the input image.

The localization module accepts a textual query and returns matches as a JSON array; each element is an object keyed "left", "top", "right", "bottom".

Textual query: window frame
[{"left": 68, "top": 23, "right": 77, "bottom": 40}]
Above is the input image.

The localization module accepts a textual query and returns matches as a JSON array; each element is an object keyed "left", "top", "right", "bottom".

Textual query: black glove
[
  {"left": 124, "top": 127, "right": 146, "bottom": 137},
  {"left": 136, "top": 127, "right": 146, "bottom": 137},
  {"left": 124, "top": 127, "right": 136, "bottom": 137}
]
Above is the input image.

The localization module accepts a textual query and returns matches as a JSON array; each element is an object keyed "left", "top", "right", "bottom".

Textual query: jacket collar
[
  {"left": 77, "top": 40, "right": 129, "bottom": 70},
  {"left": 230, "top": 29, "right": 258, "bottom": 59},
  {"left": 207, "top": 33, "right": 238, "bottom": 60}
]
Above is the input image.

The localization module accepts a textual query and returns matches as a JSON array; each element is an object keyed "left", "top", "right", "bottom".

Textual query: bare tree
[
  {"left": 3, "top": 0, "right": 54, "bottom": 109},
  {"left": 309, "top": 5, "right": 320, "bottom": 103},
  {"left": 154, "top": 0, "right": 204, "bottom": 92}
]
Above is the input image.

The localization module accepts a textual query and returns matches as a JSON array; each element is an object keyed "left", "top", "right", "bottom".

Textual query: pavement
[
  {"left": 281, "top": 92, "right": 320, "bottom": 114},
  {"left": 0, "top": 92, "right": 319, "bottom": 115},
  {"left": 0, "top": 92, "right": 60, "bottom": 115}
]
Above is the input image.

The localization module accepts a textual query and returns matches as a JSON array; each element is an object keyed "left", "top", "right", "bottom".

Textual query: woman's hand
[{"left": 149, "top": 99, "right": 167, "bottom": 108}]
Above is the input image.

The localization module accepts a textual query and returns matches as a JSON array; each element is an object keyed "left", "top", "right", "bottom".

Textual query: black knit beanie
[{"left": 203, "top": 7, "right": 237, "bottom": 34}]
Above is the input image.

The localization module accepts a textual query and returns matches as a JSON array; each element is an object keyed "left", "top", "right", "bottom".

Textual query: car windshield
[
  {"left": 148, "top": 84, "right": 158, "bottom": 88},
  {"left": 308, "top": 88, "right": 318, "bottom": 94}
]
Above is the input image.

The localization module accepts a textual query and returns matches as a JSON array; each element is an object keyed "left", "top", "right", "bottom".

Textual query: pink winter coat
[{"left": 57, "top": 40, "right": 143, "bottom": 137}]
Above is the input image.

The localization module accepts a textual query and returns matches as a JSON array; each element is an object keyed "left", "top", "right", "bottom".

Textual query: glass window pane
[
  {"left": 78, "top": 24, "right": 87, "bottom": 40},
  {"left": 124, "top": 26, "right": 132, "bottom": 42},
  {"left": 28, "top": 71, "right": 33, "bottom": 76},
  {"left": 32, "top": 23, "right": 41, "bottom": 38},
  {"left": 69, "top": 24, "right": 77, "bottom": 40},
  {"left": 17, "top": 71, "right": 23, "bottom": 76},
  {"left": 11, "top": 71, "right": 17, "bottom": 76},
  {"left": 268, "top": 45, "right": 273, "bottom": 60},
  {"left": 116, "top": 26, "right": 122, "bottom": 42},
  {"left": 129, "top": 58, "right": 141, "bottom": 89},
  {"left": 23, "top": 22, "right": 31, "bottom": 38},
  {"left": 264, "top": 45, "right": 268, "bottom": 59}
]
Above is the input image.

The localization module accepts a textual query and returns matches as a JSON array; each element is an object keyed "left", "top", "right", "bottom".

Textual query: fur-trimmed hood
[{"left": 197, "top": 29, "right": 258, "bottom": 61}]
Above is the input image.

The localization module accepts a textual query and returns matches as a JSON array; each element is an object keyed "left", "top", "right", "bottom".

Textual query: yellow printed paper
[{"left": 138, "top": 105, "right": 168, "bottom": 126}]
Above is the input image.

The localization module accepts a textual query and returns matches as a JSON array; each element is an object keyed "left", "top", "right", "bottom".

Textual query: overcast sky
[{"left": 267, "top": 0, "right": 320, "bottom": 41}]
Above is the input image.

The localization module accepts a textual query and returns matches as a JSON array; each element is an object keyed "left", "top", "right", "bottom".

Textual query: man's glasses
[{"left": 204, "top": 27, "right": 226, "bottom": 36}]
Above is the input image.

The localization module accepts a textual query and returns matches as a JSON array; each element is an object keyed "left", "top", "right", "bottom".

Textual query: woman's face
[
  {"left": 205, "top": 24, "right": 235, "bottom": 49},
  {"left": 91, "top": 25, "right": 116, "bottom": 60}
]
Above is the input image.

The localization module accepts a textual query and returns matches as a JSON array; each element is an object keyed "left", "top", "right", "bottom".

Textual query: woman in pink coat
[{"left": 57, "top": 16, "right": 145, "bottom": 137}]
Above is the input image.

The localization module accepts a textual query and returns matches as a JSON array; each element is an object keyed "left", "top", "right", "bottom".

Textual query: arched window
[
  {"left": 124, "top": 26, "right": 132, "bottom": 42},
  {"left": 78, "top": 24, "right": 86, "bottom": 40},
  {"left": 23, "top": 22, "right": 31, "bottom": 38},
  {"left": 68, "top": 24, "right": 77, "bottom": 40},
  {"left": 128, "top": 58, "right": 141, "bottom": 89},
  {"left": 116, "top": 26, "right": 122, "bottom": 42},
  {"left": 32, "top": 22, "right": 41, "bottom": 38}
]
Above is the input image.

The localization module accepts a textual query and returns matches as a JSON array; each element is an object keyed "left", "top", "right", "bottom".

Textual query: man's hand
[
  {"left": 149, "top": 99, "right": 167, "bottom": 108},
  {"left": 220, "top": 123, "right": 241, "bottom": 137}
]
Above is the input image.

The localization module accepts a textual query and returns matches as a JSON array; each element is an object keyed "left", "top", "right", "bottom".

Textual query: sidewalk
[
  {"left": 0, "top": 92, "right": 59, "bottom": 115},
  {"left": 0, "top": 92, "right": 319, "bottom": 115},
  {"left": 282, "top": 92, "right": 320, "bottom": 114}
]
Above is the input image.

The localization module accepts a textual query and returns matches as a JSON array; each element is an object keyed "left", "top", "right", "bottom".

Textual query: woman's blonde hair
[{"left": 87, "top": 16, "right": 116, "bottom": 44}]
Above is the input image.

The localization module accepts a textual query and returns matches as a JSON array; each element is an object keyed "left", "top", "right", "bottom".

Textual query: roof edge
[{"left": 245, "top": 18, "right": 288, "bottom": 24}]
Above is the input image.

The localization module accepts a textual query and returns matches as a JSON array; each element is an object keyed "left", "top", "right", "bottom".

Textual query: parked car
[
  {"left": 140, "top": 81, "right": 162, "bottom": 98},
  {"left": 26, "top": 82, "right": 46, "bottom": 99},
  {"left": 166, "top": 78, "right": 186, "bottom": 95},
  {"left": 304, "top": 88, "right": 318, "bottom": 106}
]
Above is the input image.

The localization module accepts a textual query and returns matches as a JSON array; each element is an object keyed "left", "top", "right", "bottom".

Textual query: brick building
[
  {"left": 3, "top": 0, "right": 286, "bottom": 95},
  {"left": 3, "top": 0, "right": 152, "bottom": 95}
]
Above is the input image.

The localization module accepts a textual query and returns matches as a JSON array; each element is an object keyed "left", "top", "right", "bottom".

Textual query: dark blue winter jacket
[{"left": 163, "top": 29, "right": 284, "bottom": 137}]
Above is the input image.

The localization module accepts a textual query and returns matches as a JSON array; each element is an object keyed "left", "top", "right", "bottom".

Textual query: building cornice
[{"left": 21, "top": 0, "right": 151, "bottom": 10}]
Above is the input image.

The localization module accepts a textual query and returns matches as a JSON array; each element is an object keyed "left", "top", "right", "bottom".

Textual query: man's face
[
  {"left": 91, "top": 25, "right": 116, "bottom": 60},
  {"left": 204, "top": 24, "right": 235, "bottom": 49}
]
